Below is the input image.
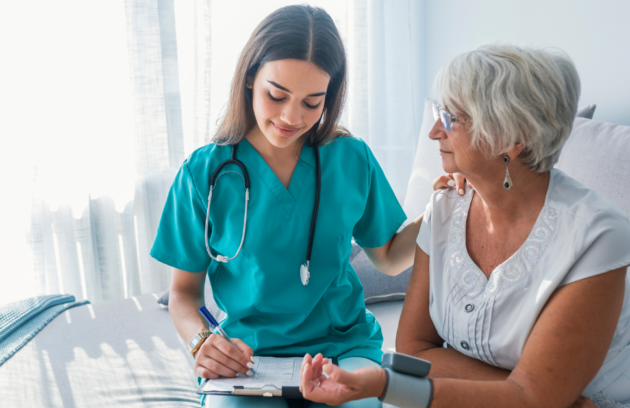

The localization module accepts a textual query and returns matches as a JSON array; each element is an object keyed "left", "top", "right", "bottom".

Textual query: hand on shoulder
[{"left": 433, "top": 173, "right": 471, "bottom": 196}]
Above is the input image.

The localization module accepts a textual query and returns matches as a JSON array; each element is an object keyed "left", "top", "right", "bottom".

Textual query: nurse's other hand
[
  {"left": 300, "top": 353, "right": 386, "bottom": 405},
  {"left": 433, "top": 173, "right": 471, "bottom": 195},
  {"left": 194, "top": 334, "right": 254, "bottom": 379}
]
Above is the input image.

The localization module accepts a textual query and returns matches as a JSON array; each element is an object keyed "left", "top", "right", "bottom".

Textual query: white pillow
[
  {"left": 556, "top": 117, "right": 630, "bottom": 218},
  {"left": 402, "top": 98, "right": 442, "bottom": 221}
]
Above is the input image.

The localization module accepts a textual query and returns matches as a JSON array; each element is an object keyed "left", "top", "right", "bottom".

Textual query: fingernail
[
  {"left": 447, "top": 180, "right": 455, "bottom": 187},
  {"left": 247, "top": 370, "right": 253, "bottom": 377},
  {"left": 323, "top": 364, "right": 333, "bottom": 374},
  {"left": 251, "top": 356, "right": 255, "bottom": 363},
  {"left": 247, "top": 362, "right": 254, "bottom": 369}
]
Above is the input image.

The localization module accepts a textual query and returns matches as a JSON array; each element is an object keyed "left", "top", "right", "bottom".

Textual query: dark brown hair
[{"left": 213, "top": 5, "right": 349, "bottom": 146}]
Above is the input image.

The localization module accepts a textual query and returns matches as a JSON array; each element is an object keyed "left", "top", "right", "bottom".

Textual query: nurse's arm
[
  {"left": 169, "top": 268, "right": 210, "bottom": 351},
  {"left": 362, "top": 214, "right": 423, "bottom": 276},
  {"left": 169, "top": 268, "right": 254, "bottom": 379},
  {"left": 396, "top": 245, "right": 511, "bottom": 380}
]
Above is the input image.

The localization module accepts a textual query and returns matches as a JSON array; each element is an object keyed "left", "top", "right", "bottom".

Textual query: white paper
[{"left": 200, "top": 356, "right": 303, "bottom": 393}]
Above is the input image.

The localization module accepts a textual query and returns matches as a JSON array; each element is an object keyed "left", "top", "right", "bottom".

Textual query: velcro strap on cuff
[{"left": 381, "top": 368, "right": 433, "bottom": 408}]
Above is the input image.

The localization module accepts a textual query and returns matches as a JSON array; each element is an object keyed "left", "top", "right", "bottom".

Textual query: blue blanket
[{"left": 0, "top": 294, "right": 90, "bottom": 366}]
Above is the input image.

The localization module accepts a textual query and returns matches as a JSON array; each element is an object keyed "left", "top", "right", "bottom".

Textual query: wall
[{"left": 423, "top": 0, "right": 630, "bottom": 126}]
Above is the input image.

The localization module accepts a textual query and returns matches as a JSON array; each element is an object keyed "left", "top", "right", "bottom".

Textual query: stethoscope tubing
[
  {"left": 204, "top": 141, "right": 320, "bottom": 280},
  {"left": 305, "top": 145, "right": 321, "bottom": 265},
  {"left": 205, "top": 184, "right": 249, "bottom": 263},
  {"left": 205, "top": 144, "right": 250, "bottom": 263}
]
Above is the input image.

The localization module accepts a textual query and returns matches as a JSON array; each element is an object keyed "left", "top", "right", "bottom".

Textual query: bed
[{"left": 0, "top": 293, "right": 401, "bottom": 407}]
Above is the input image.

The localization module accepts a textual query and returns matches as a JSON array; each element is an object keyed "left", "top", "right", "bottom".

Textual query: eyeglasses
[{"left": 432, "top": 103, "right": 471, "bottom": 132}]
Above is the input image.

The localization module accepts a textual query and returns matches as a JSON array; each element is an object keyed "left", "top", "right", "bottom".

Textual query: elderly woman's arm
[{"left": 398, "top": 244, "right": 626, "bottom": 407}]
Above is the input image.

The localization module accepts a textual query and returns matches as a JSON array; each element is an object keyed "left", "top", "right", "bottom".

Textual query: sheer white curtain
[
  {"left": 0, "top": 0, "right": 425, "bottom": 306},
  {"left": 346, "top": 0, "right": 426, "bottom": 200},
  {"left": 0, "top": 0, "right": 182, "bottom": 305}
]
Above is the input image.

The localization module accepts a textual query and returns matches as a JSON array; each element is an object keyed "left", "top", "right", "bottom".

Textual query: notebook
[{"left": 197, "top": 356, "right": 337, "bottom": 399}]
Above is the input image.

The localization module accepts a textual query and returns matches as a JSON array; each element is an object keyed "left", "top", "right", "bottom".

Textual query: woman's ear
[{"left": 508, "top": 142, "right": 525, "bottom": 160}]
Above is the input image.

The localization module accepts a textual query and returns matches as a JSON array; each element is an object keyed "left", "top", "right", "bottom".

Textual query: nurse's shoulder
[
  {"left": 178, "top": 143, "right": 233, "bottom": 198},
  {"left": 321, "top": 135, "right": 376, "bottom": 174}
]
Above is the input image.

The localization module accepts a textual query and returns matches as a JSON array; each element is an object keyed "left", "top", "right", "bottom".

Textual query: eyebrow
[{"left": 267, "top": 81, "right": 326, "bottom": 97}]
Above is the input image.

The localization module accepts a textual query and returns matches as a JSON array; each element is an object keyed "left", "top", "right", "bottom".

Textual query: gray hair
[{"left": 434, "top": 44, "right": 581, "bottom": 172}]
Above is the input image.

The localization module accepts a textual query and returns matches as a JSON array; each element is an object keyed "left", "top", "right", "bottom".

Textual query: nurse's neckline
[{"left": 238, "top": 138, "right": 315, "bottom": 205}]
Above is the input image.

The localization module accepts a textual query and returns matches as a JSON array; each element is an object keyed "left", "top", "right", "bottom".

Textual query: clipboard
[{"left": 197, "top": 356, "right": 338, "bottom": 399}]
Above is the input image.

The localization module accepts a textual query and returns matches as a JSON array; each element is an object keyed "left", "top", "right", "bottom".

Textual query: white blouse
[{"left": 417, "top": 169, "right": 630, "bottom": 399}]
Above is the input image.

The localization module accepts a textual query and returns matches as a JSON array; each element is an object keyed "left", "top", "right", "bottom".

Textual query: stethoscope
[{"left": 204, "top": 142, "right": 321, "bottom": 286}]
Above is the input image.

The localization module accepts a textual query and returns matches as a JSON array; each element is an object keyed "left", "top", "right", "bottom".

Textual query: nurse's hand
[
  {"left": 300, "top": 353, "right": 386, "bottom": 405},
  {"left": 194, "top": 334, "right": 255, "bottom": 379},
  {"left": 569, "top": 396, "right": 597, "bottom": 408},
  {"left": 433, "top": 173, "right": 471, "bottom": 195}
]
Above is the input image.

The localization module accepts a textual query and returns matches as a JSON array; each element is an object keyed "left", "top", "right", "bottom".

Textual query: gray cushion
[
  {"left": 555, "top": 117, "right": 630, "bottom": 218},
  {"left": 157, "top": 288, "right": 169, "bottom": 305},
  {"left": 367, "top": 300, "right": 404, "bottom": 352},
  {"left": 352, "top": 248, "right": 411, "bottom": 304},
  {"left": 576, "top": 104, "right": 597, "bottom": 119}
]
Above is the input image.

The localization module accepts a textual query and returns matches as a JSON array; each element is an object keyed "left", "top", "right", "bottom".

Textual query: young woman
[{"left": 150, "top": 5, "right": 422, "bottom": 407}]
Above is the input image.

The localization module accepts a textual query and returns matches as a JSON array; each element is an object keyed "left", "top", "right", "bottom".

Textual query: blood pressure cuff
[{"left": 379, "top": 368, "right": 433, "bottom": 408}]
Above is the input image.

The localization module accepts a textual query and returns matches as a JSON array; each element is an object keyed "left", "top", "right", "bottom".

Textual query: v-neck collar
[
  {"left": 447, "top": 170, "right": 559, "bottom": 298},
  {"left": 238, "top": 139, "right": 316, "bottom": 216}
]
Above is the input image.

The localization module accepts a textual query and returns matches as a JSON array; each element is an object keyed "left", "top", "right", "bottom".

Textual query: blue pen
[{"left": 199, "top": 306, "right": 259, "bottom": 378}]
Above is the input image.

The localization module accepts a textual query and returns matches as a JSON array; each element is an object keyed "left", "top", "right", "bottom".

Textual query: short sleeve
[
  {"left": 352, "top": 143, "right": 407, "bottom": 248},
  {"left": 561, "top": 210, "right": 630, "bottom": 286},
  {"left": 150, "top": 161, "right": 211, "bottom": 272},
  {"left": 416, "top": 198, "right": 433, "bottom": 256}
]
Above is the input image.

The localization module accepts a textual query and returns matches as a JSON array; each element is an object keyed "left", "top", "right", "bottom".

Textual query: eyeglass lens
[{"left": 432, "top": 104, "right": 453, "bottom": 131}]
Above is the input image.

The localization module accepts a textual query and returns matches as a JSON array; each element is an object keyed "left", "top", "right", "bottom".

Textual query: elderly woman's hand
[
  {"left": 433, "top": 173, "right": 472, "bottom": 195},
  {"left": 299, "top": 353, "right": 386, "bottom": 405}
]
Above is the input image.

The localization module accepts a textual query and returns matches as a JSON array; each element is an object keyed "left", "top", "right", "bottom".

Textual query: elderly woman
[{"left": 300, "top": 44, "right": 630, "bottom": 408}]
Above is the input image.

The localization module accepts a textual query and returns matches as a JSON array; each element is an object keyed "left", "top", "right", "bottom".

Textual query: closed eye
[
  {"left": 304, "top": 101, "right": 320, "bottom": 110},
  {"left": 267, "top": 91, "right": 286, "bottom": 102}
]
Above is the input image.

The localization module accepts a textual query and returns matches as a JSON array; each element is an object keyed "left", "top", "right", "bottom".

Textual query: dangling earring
[{"left": 503, "top": 155, "right": 513, "bottom": 190}]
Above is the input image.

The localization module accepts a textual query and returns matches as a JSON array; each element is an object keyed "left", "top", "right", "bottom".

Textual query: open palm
[{"left": 300, "top": 353, "right": 385, "bottom": 405}]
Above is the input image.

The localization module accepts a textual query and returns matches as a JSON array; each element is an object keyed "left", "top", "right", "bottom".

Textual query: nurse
[{"left": 150, "top": 5, "right": 420, "bottom": 407}]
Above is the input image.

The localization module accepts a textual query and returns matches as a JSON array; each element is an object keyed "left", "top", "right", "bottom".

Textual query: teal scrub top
[{"left": 151, "top": 136, "right": 406, "bottom": 363}]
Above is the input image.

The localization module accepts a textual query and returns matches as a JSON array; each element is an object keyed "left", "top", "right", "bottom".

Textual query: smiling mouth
[{"left": 273, "top": 123, "right": 301, "bottom": 137}]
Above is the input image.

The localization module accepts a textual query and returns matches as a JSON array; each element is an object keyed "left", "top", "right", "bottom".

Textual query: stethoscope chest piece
[{"left": 300, "top": 262, "right": 310, "bottom": 286}]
